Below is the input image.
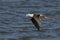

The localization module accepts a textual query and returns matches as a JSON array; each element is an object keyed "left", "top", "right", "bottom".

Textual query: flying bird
[{"left": 26, "top": 13, "right": 55, "bottom": 30}]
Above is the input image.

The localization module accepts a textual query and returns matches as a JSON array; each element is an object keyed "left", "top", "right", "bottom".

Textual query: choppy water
[{"left": 0, "top": 0, "right": 60, "bottom": 40}]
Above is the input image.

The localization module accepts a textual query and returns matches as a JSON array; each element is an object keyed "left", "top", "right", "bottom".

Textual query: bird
[{"left": 26, "top": 13, "right": 55, "bottom": 31}]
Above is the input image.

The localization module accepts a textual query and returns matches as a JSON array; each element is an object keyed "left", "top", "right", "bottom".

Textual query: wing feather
[{"left": 31, "top": 18, "right": 40, "bottom": 30}]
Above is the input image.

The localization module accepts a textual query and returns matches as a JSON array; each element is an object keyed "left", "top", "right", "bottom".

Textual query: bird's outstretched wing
[{"left": 31, "top": 17, "right": 40, "bottom": 30}]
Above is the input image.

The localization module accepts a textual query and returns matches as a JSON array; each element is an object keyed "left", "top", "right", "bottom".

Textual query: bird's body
[{"left": 31, "top": 14, "right": 44, "bottom": 30}]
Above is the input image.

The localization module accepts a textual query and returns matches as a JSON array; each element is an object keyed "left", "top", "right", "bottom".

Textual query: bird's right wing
[{"left": 31, "top": 18, "right": 40, "bottom": 30}]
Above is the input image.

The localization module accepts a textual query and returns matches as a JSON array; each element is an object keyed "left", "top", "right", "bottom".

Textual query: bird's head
[{"left": 26, "top": 13, "right": 34, "bottom": 17}]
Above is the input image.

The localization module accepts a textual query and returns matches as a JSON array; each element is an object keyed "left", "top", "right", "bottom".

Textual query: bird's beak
[{"left": 44, "top": 16, "right": 56, "bottom": 20}]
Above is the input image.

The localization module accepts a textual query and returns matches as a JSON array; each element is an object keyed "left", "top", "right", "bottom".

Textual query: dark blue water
[{"left": 0, "top": 0, "right": 60, "bottom": 40}]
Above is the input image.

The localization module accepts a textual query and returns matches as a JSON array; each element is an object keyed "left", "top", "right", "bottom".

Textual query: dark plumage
[{"left": 26, "top": 14, "right": 44, "bottom": 30}]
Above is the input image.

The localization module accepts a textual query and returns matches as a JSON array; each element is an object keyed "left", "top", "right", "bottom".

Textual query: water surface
[{"left": 0, "top": 0, "right": 60, "bottom": 40}]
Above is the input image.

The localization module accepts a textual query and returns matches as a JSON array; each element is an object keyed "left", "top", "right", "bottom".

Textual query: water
[{"left": 0, "top": 0, "right": 60, "bottom": 40}]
